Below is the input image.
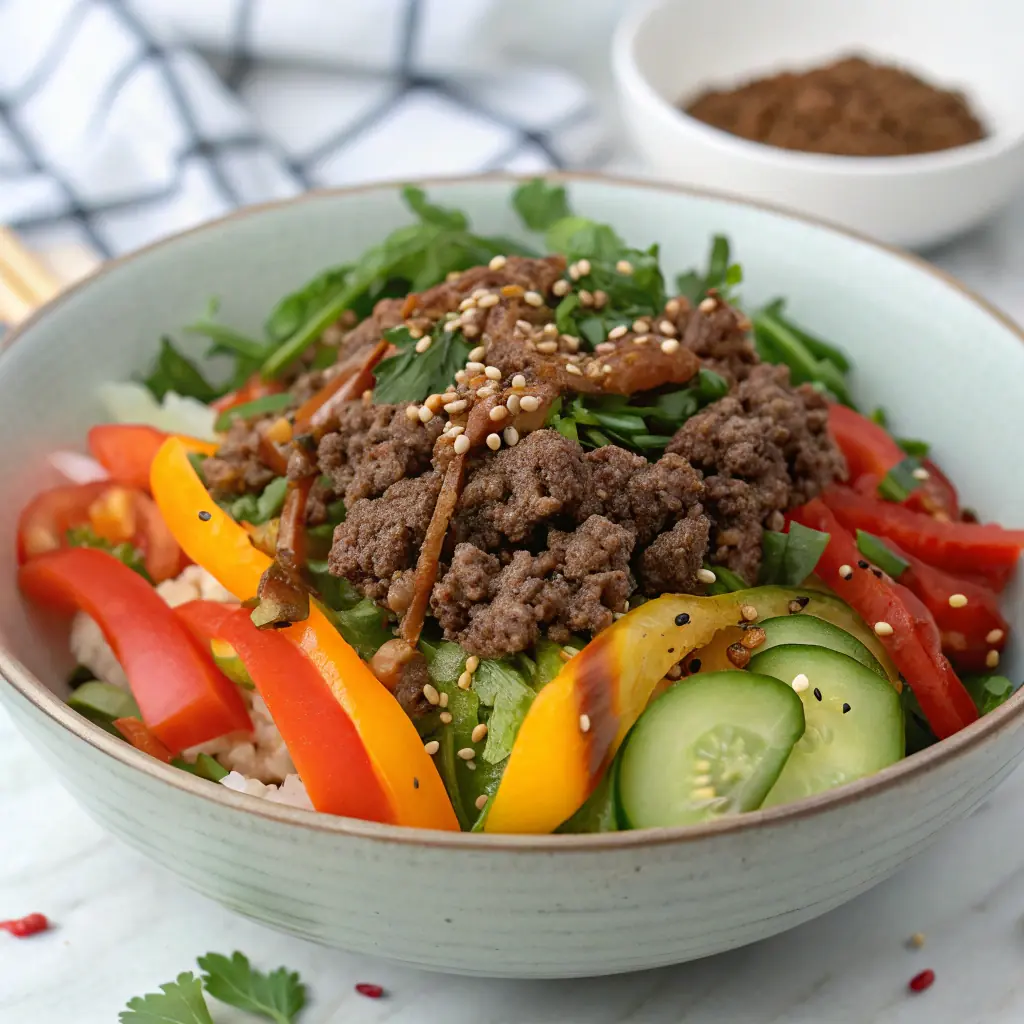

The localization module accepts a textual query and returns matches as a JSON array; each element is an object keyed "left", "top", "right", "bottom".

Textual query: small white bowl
[{"left": 612, "top": 0, "right": 1024, "bottom": 249}]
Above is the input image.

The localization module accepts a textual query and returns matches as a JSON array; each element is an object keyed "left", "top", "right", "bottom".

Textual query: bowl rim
[
  {"left": 2, "top": 169, "right": 1023, "bottom": 851},
  {"left": 612, "top": 0, "right": 1024, "bottom": 175}
]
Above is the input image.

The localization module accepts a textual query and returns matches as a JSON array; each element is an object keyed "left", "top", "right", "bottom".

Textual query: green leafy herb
[
  {"left": 856, "top": 530, "right": 909, "bottom": 579},
  {"left": 702, "top": 563, "right": 748, "bottom": 595},
  {"left": 67, "top": 681, "right": 141, "bottom": 732},
  {"left": 511, "top": 179, "right": 572, "bottom": 231},
  {"left": 327, "top": 598, "right": 394, "bottom": 660},
  {"left": 759, "top": 522, "right": 830, "bottom": 586},
  {"left": 901, "top": 686, "right": 937, "bottom": 755},
  {"left": 372, "top": 324, "right": 472, "bottom": 404},
  {"left": 306, "top": 559, "right": 362, "bottom": 611},
  {"left": 761, "top": 299, "right": 851, "bottom": 372},
  {"left": 197, "top": 951, "right": 306, "bottom": 1024},
  {"left": 185, "top": 320, "right": 267, "bottom": 361},
  {"left": 214, "top": 393, "right": 293, "bottom": 432},
  {"left": 264, "top": 266, "right": 351, "bottom": 348},
  {"left": 472, "top": 659, "right": 536, "bottom": 764},
  {"left": 172, "top": 753, "right": 229, "bottom": 783},
  {"left": 143, "top": 337, "right": 221, "bottom": 403},
  {"left": 898, "top": 437, "right": 930, "bottom": 458},
  {"left": 120, "top": 972, "right": 215, "bottom": 1024},
  {"left": 532, "top": 638, "right": 570, "bottom": 690},
  {"left": 870, "top": 407, "right": 889, "bottom": 427},
  {"left": 66, "top": 664, "right": 95, "bottom": 689},
  {"left": 963, "top": 674, "right": 1015, "bottom": 716},
  {"left": 229, "top": 477, "right": 288, "bottom": 526},
  {"left": 556, "top": 760, "right": 620, "bottom": 833},
  {"left": 877, "top": 457, "right": 924, "bottom": 502},
  {"left": 675, "top": 235, "right": 743, "bottom": 304},
  {"left": 66, "top": 525, "right": 150, "bottom": 581}
]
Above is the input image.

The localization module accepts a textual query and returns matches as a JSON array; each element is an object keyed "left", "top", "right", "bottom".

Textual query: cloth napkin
[{"left": 0, "top": 0, "right": 613, "bottom": 259}]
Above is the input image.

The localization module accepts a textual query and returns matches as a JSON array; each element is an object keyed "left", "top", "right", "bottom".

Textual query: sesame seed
[
  {"left": 462, "top": 323, "right": 480, "bottom": 338},
  {"left": 986, "top": 649, "right": 1000, "bottom": 668},
  {"left": 418, "top": 406, "right": 434, "bottom": 423},
  {"left": 692, "top": 786, "right": 717, "bottom": 801},
  {"left": 562, "top": 335, "right": 580, "bottom": 352},
  {"left": 660, "top": 338, "right": 680, "bottom": 354},
  {"left": 448, "top": 425, "right": 464, "bottom": 436},
  {"left": 579, "top": 714, "right": 591, "bottom": 733},
  {"left": 874, "top": 621, "right": 894, "bottom": 636},
  {"left": 405, "top": 405, "right": 421, "bottom": 422},
  {"left": 912, "top": 467, "right": 930, "bottom": 480},
  {"left": 459, "top": 297, "right": 476, "bottom": 311},
  {"left": 424, "top": 740, "right": 440, "bottom": 755},
  {"left": 457, "top": 747, "right": 476, "bottom": 761},
  {"left": 536, "top": 339, "right": 558, "bottom": 354},
  {"left": 633, "top": 334, "right": 650, "bottom": 345},
  {"left": 839, "top": 564, "right": 854, "bottom": 580},
  {"left": 454, "top": 370, "right": 468, "bottom": 383},
  {"left": 471, "top": 723, "right": 488, "bottom": 744},
  {"left": 608, "top": 325, "right": 628, "bottom": 340},
  {"left": 415, "top": 337, "right": 432, "bottom": 353},
  {"left": 739, "top": 604, "right": 757, "bottom": 622},
  {"left": 443, "top": 320, "right": 460, "bottom": 332},
  {"left": 665, "top": 298, "right": 681, "bottom": 316},
  {"left": 813, "top": 687, "right": 822, "bottom": 701},
  {"left": 659, "top": 320, "right": 678, "bottom": 336},
  {"left": 524, "top": 290, "right": 544, "bottom": 307},
  {"left": 478, "top": 292, "right": 500, "bottom": 308},
  {"left": 504, "top": 426, "right": 520, "bottom": 446},
  {"left": 457, "top": 669, "right": 473, "bottom": 689},
  {"left": 484, "top": 365, "right": 502, "bottom": 380},
  {"left": 446, "top": 270, "right": 462, "bottom": 282},
  {"left": 565, "top": 363, "right": 582, "bottom": 376},
  {"left": 568, "top": 264, "right": 580, "bottom": 281},
  {"left": 698, "top": 296, "right": 718, "bottom": 313},
  {"left": 632, "top": 319, "right": 650, "bottom": 334},
  {"left": 552, "top": 279, "right": 571, "bottom": 296},
  {"left": 515, "top": 319, "right": 532, "bottom": 333},
  {"left": 408, "top": 326, "right": 424, "bottom": 340},
  {"left": 595, "top": 341, "right": 616, "bottom": 354},
  {"left": 439, "top": 711, "right": 453, "bottom": 724},
  {"left": 908, "top": 932, "right": 926, "bottom": 949},
  {"left": 488, "top": 405, "right": 509, "bottom": 422},
  {"left": 505, "top": 394, "right": 521, "bottom": 415},
  {"left": 842, "top": 703, "right": 851, "bottom": 714},
  {"left": 504, "top": 374, "right": 524, "bottom": 392},
  {"left": 593, "top": 290, "right": 608, "bottom": 309},
  {"left": 577, "top": 259, "right": 592, "bottom": 276},
  {"left": 579, "top": 289, "right": 594, "bottom": 307},
  {"left": 948, "top": 593, "right": 968, "bottom": 608},
  {"left": 987, "top": 628, "right": 1005, "bottom": 644},
  {"left": 453, "top": 435, "right": 470, "bottom": 455},
  {"left": 476, "top": 385, "right": 496, "bottom": 398},
  {"left": 475, "top": 794, "right": 488, "bottom": 810},
  {"left": 466, "top": 361, "right": 485, "bottom": 373},
  {"left": 466, "top": 760, "right": 477, "bottom": 771},
  {"left": 616, "top": 259, "right": 634, "bottom": 274},
  {"left": 472, "top": 288, "right": 488, "bottom": 300},
  {"left": 422, "top": 683, "right": 440, "bottom": 706},
  {"left": 486, "top": 433, "right": 501, "bottom": 451},
  {"left": 439, "top": 692, "right": 449, "bottom": 708},
  {"left": 440, "top": 399, "right": 465, "bottom": 416},
  {"left": 697, "top": 568, "right": 717, "bottom": 584},
  {"left": 424, "top": 394, "right": 444, "bottom": 413},
  {"left": 602, "top": 363, "right": 613, "bottom": 374},
  {"left": 519, "top": 395, "right": 540, "bottom": 412},
  {"left": 488, "top": 254, "right": 507, "bottom": 270},
  {"left": 792, "top": 673, "right": 810, "bottom": 692},
  {"left": 542, "top": 322, "right": 559, "bottom": 336}
]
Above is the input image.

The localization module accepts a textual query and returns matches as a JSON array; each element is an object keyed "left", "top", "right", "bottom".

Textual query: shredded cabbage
[{"left": 98, "top": 382, "right": 217, "bottom": 440}]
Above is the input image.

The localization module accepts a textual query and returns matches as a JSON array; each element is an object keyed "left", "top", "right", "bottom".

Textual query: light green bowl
[{"left": 1, "top": 175, "right": 1021, "bottom": 978}]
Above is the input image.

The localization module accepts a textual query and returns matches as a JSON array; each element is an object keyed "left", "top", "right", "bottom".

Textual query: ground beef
[
  {"left": 668, "top": 362, "right": 844, "bottom": 580},
  {"left": 327, "top": 472, "right": 441, "bottom": 603},
  {"left": 393, "top": 655, "right": 433, "bottom": 720},
  {"left": 337, "top": 297, "right": 406, "bottom": 360},
  {"left": 201, "top": 418, "right": 278, "bottom": 498},
  {"left": 638, "top": 512, "right": 711, "bottom": 596},
  {"left": 662, "top": 297, "right": 758, "bottom": 384}
]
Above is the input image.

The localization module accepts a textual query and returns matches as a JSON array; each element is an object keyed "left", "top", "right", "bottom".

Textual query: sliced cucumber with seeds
[
  {"left": 617, "top": 671, "right": 805, "bottom": 828},
  {"left": 750, "top": 644, "right": 904, "bottom": 809},
  {"left": 755, "top": 616, "right": 886, "bottom": 678}
]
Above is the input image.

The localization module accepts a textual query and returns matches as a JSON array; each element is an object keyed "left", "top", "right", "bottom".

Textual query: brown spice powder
[{"left": 684, "top": 55, "right": 986, "bottom": 157}]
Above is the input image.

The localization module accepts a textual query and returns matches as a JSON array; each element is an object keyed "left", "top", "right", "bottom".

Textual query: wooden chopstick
[{"left": 0, "top": 226, "right": 62, "bottom": 326}]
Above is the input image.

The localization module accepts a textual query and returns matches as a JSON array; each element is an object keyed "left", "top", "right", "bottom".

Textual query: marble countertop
[{"left": 4, "top": 189, "right": 1024, "bottom": 1024}]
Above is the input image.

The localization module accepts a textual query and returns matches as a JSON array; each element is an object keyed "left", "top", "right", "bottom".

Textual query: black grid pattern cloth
[{"left": 0, "top": 0, "right": 607, "bottom": 257}]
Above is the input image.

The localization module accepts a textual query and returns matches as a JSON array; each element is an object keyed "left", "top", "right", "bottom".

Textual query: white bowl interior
[
  {"left": 0, "top": 176, "right": 1021, "bottom": 697},
  {"left": 632, "top": 0, "right": 1024, "bottom": 144}
]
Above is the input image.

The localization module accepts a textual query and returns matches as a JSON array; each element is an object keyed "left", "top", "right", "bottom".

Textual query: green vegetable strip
[
  {"left": 759, "top": 522, "right": 830, "bottom": 586},
  {"left": 877, "top": 457, "right": 924, "bottom": 502},
  {"left": 214, "top": 392, "right": 293, "bottom": 432},
  {"left": 856, "top": 530, "right": 910, "bottom": 579},
  {"left": 184, "top": 321, "right": 267, "bottom": 360}
]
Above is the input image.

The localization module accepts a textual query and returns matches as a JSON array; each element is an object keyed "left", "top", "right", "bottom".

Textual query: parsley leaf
[
  {"left": 512, "top": 178, "right": 572, "bottom": 231},
  {"left": 472, "top": 659, "right": 536, "bottom": 764},
  {"left": 198, "top": 951, "right": 306, "bottom": 1024},
  {"left": 143, "top": 337, "right": 221, "bottom": 403},
  {"left": 372, "top": 324, "right": 471, "bottom": 404},
  {"left": 119, "top": 972, "right": 215, "bottom": 1024}
]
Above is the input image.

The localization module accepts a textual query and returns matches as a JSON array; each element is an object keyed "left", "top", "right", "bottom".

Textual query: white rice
[{"left": 220, "top": 771, "right": 314, "bottom": 809}]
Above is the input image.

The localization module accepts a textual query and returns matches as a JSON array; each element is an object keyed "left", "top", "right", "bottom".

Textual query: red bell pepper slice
[
  {"left": 791, "top": 499, "right": 978, "bottom": 739},
  {"left": 114, "top": 718, "right": 172, "bottom": 762},
  {"left": 88, "top": 424, "right": 218, "bottom": 492},
  {"left": 828, "top": 404, "right": 958, "bottom": 518},
  {"left": 19, "top": 548, "right": 251, "bottom": 752},
  {"left": 876, "top": 539, "right": 1009, "bottom": 674},
  {"left": 176, "top": 601, "right": 391, "bottom": 821},
  {"left": 822, "top": 486, "right": 1024, "bottom": 582},
  {"left": 211, "top": 375, "right": 285, "bottom": 414}
]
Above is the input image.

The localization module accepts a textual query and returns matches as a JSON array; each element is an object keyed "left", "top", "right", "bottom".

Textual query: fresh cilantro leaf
[
  {"left": 877, "top": 457, "right": 924, "bottom": 502},
  {"left": 264, "top": 267, "right": 351, "bottom": 347},
  {"left": 472, "top": 659, "right": 536, "bottom": 764},
  {"left": 119, "top": 972, "right": 214, "bottom": 1024},
  {"left": 402, "top": 185, "right": 468, "bottom": 230},
  {"left": 372, "top": 324, "right": 471, "bottom": 404},
  {"left": 66, "top": 525, "right": 151, "bottom": 581},
  {"left": 143, "top": 337, "right": 220, "bottom": 403},
  {"left": 214, "top": 392, "right": 294, "bottom": 432},
  {"left": 198, "top": 951, "right": 306, "bottom": 1024},
  {"left": 512, "top": 178, "right": 573, "bottom": 231},
  {"left": 759, "top": 522, "right": 830, "bottom": 586},
  {"left": 855, "top": 530, "right": 909, "bottom": 579}
]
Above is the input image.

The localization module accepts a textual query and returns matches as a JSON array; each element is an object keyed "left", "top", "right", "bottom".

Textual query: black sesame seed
[
  {"left": 198, "top": 510, "right": 212, "bottom": 521},
  {"left": 872, "top": 569, "right": 883, "bottom": 579},
  {"left": 675, "top": 613, "right": 690, "bottom": 626},
  {"left": 857, "top": 560, "right": 869, "bottom": 569},
  {"left": 795, "top": 596, "right": 810, "bottom": 608},
  {"left": 842, "top": 703, "right": 851, "bottom": 714},
  {"left": 689, "top": 658, "right": 702, "bottom": 673},
  {"left": 413, "top": 777, "right": 420, "bottom": 789},
  {"left": 667, "top": 647, "right": 675, "bottom": 654},
  {"left": 813, "top": 687, "right": 822, "bottom": 701}
]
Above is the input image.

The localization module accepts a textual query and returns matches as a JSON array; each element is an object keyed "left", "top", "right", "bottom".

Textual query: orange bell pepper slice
[{"left": 149, "top": 436, "right": 457, "bottom": 831}]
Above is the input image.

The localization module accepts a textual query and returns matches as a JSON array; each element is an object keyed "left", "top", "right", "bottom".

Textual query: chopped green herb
[
  {"left": 184, "top": 320, "right": 267, "bottom": 361},
  {"left": 197, "top": 951, "right": 306, "bottom": 1024},
  {"left": 759, "top": 522, "right": 830, "bottom": 587},
  {"left": 68, "top": 681, "right": 141, "bottom": 731},
  {"left": 325, "top": 598, "right": 394, "bottom": 660},
  {"left": 214, "top": 392, "right": 293, "bottom": 432},
  {"left": 962, "top": 674, "right": 1015, "bottom": 716},
  {"left": 255, "top": 477, "right": 289, "bottom": 523},
  {"left": 119, "top": 972, "right": 215, "bottom": 1024},
  {"left": 877, "top": 457, "right": 925, "bottom": 502},
  {"left": 856, "top": 530, "right": 909, "bottom": 579},
  {"left": 143, "top": 337, "right": 221, "bottom": 403},
  {"left": 870, "top": 407, "right": 889, "bottom": 427},
  {"left": 472, "top": 659, "right": 536, "bottom": 765},
  {"left": 172, "top": 753, "right": 229, "bottom": 783},
  {"left": 372, "top": 324, "right": 472, "bottom": 404},
  {"left": 264, "top": 266, "right": 351, "bottom": 348},
  {"left": 898, "top": 437, "right": 930, "bottom": 458},
  {"left": 512, "top": 178, "right": 572, "bottom": 231},
  {"left": 66, "top": 525, "right": 150, "bottom": 581},
  {"left": 762, "top": 299, "right": 851, "bottom": 372}
]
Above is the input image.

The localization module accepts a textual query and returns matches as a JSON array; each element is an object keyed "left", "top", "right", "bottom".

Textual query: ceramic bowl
[
  {"left": 612, "top": 0, "right": 1024, "bottom": 249},
  {"left": 1, "top": 175, "right": 1022, "bottom": 979}
]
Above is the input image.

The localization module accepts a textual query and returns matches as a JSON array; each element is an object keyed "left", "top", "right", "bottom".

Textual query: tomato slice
[
  {"left": 88, "top": 425, "right": 218, "bottom": 492},
  {"left": 791, "top": 499, "right": 978, "bottom": 739},
  {"left": 19, "top": 548, "right": 251, "bottom": 752}
]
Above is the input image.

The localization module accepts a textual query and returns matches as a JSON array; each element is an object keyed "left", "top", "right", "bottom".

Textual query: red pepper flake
[
  {"left": 908, "top": 968, "right": 935, "bottom": 994},
  {"left": 355, "top": 982, "right": 385, "bottom": 999},
  {"left": 1, "top": 913, "right": 49, "bottom": 938}
]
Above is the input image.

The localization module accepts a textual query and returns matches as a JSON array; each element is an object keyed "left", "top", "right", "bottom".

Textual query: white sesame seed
[
  {"left": 422, "top": 683, "right": 440, "bottom": 706},
  {"left": 562, "top": 335, "right": 580, "bottom": 352},
  {"left": 408, "top": 326, "right": 424, "bottom": 340},
  {"left": 488, "top": 405, "right": 509, "bottom": 422},
  {"left": 448, "top": 425, "right": 464, "bottom": 436},
  {"left": 418, "top": 406, "right": 434, "bottom": 423},
  {"left": 439, "top": 711, "right": 453, "bottom": 724},
  {"left": 608, "top": 324, "right": 628, "bottom": 340},
  {"left": 466, "top": 361, "right": 485, "bottom": 373},
  {"left": 542, "top": 322, "right": 559, "bottom": 336},
  {"left": 579, "top": 714, "right": 591, "bottom": 733},
  {"left": 457, "top": 747, "right": 476, "bottom": 760},
  {"left": 462, "top": 323, "right": 480, "bottom": 338},
  {"left": 457, "top": 669, "right": 473, "bottom": 689},
  {"left": 486, "top": 433, "right": 501, "bottom": 451},
  {"left": 405, "top": 405, "right": 421, "bottom": 422},
  {"left": 484, "top": 365, "right": 502, "bottom": 380},
  {"left": 472, "top": 288, "right": 488, "bottom": 300},
  {"left": 489, "top": 254, "right": 507, "bottom": 270},
  {"left": 660, "top": 339, "right": 680, "bottom": 354},
  {"left": 536, "top": 339, "right": 558, "bottom": 354},
  {"left": 791, "top": 673, "right": 810, "bottom": 692},
  {"left": 740, "top": 604, "right": 758, "bottom": 622},
  {"left": 908, "top": 932, "right": 926, "bottom": 949},
  {"left": 475, "top": 794, "right": 488, "bottom": 810},
  {"left": 524, "top": 290, "right": 544, "bottom": 307},
  {"left": 576, "top": 258, "right": 591, "bottom": 276},
  {"left": 874, "top": 621, "right": 895, "bottom": 636},
  {"left": 602, "top": 363, "right": 613, "bottom": 374},
  {"left": 519, "top": 395, "right": 540, "bottom": 412},
  {"left": 515, "top": 319, "right": 533, "bottom": 333},
  {"left": 471, "top": 723, "right": 488, "bottom": 743},
  {"left": 552, "top": 279, "right": 571, "bottom": 296},
  {"left": 476, "top": 385, "right": 496, "bottom": 398},
  {"left": 465, "top": 655, "right": 480, "bottom": 672},
  {"left": 454, "top": 370, "right": 468, "bottom": 383},
  {"left": 503, "top": 426, "right": 519, "bottom": 446},
  {"left": 459, "top": 297, "right": 476, "bottom": 311},
  {"left": 444, "top": 319, "right": 460, "bottom": 332},
  {"left": 424, "top": 394, "right": 444, "bottom": 413},
  {"left": 415, "top": 337, "right": 433, "bottom": 353},
  {"left": 616, "top": 259, "right": 634, "bottom": 275},
  {"left": 665, "top": 299, "right": 681, "bottom": 316},
  {"left": 511, "top": 373, "right": 527, "bottom": 389},
  {"left": 468, "top": 345, "right": 486, "bottom": 361},
  {"left": 424, "top": 740, "right": 440, "bottom": 755},
  {"left": 697, "top": 568, "right": 717, "bottom": 584},
  {"left": 446, "top": 270, "right": 461, "bottom": 282},
  {"left": 578, "top": 289, "right": 594, "bottom": 307},
  {"left": 453, "top": 435, "right": 470, "bottom": 455},
  {"left": 948, "top": 593, "right": 968, "bottom": 608},
  {"left": 568, "top": 264, "right": 580, "bottom": 281},
  {"left": 506, "top": 393, "right": 521, "bottom": 414},
  {"left": 987, "top": 628, "right": 1005, "bottom": 644},
  {"left": 443, "top": 399, "right": 467, "bottom": 414},
  {"left": 692, "top": 786, "right": 717, "bottom": 801},
  {"left": 478, "top": 292, "right": 500, "bottom": 309},
  {"left": 595, "top": 341, "right": 616, "bottom": 354},
  {"left": 987, "top": 649, "right": 1001, "bottom": 668},
  {"left": 839, "top": 564, "right": 854, "bottom": 580},
  {"left": 467, "top": 760, "right": 477, "bottom": 770},
  {"left": 659, "top": 320, "right": 678, "bottom": 336},
  {"left": 632, "top": 319, "right": 650, "bottom": 334},
  {"left": 912, "top": 467, "right": 930, "bottom": 480},
  {"left": 565, "top": 363, "right": 582, "bottom": 376},
  {"left": 699, "top": 296, "right": 718, "bottom": 313},
  {"left": 439, "top": 691, "right": 449, "bottom": 708},
  {"left": 633, "top": 334, "right": 650, "bottom": 345}
]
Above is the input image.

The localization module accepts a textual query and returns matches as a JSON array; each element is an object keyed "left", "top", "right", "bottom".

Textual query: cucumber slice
[
  {"left": 67, "top": 681, "right": 141, "bottom": 729},
  {"left": 756, "top": 616, "right": 886, "bottom": 678},
  {"left": 210, "top": 638, "right": 255, "bottom": 690},
  {"left": 618, "top": 671, "right": 805, "bottom": 828},
  {"left": 750, "top": 645, "right": 904, "bottom": 808}
]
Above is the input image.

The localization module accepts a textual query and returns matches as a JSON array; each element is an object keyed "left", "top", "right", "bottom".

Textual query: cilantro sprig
[{"left": 372, "top": 323, "right": 472, "bottom": 404}]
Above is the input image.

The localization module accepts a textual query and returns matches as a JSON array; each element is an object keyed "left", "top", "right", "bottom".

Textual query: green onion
[
  {"left": 255, "top": 476, "right": 289, "bottom": 523},
  {"left": 214, "top": 392, "right": 293, "bottom": 432},
  {"left": 898, "top": 438, "right": 930, "bottom": 458},
  {"left": 856, "top": 530, "right": 909, "bottom": 579},
  {"left": 68, "top": 681, "right": 141, "bottom": 729},
  {"left": 171, "top": 753, "right": 229, "bottom": 782},
  {"left": 877, "top": 457, "right": 924, "bottom": 502}
]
